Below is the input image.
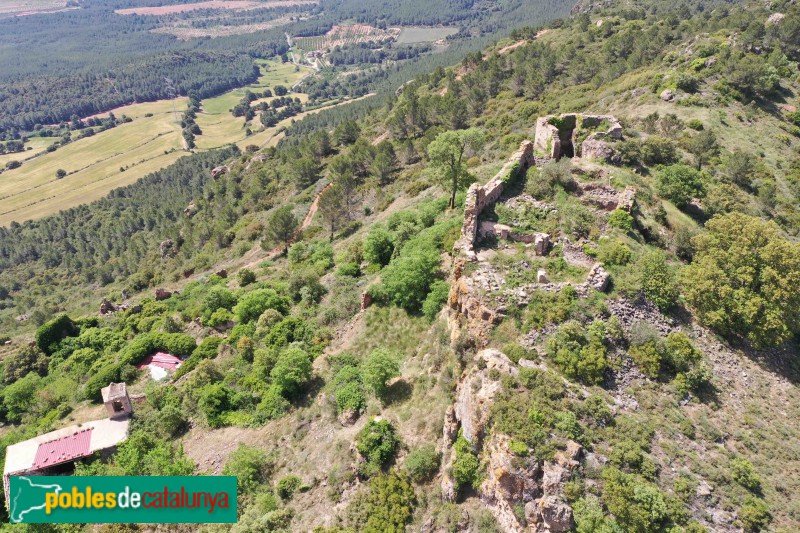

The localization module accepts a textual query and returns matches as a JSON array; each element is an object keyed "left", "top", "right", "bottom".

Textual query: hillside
[{"left": 2, "top": 0, "right": 800, "bottom": 532}]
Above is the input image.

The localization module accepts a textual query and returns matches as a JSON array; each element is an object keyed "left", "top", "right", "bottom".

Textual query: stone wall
[
  {"left": 455, "top": 140, "right": 534, "bottom": 259},
  {"left": 533, "top": 114, "right": 622, "bottom": 161}
]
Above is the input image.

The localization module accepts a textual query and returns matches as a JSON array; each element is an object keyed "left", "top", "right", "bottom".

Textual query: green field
[
  {"left": 0, "top": 99, "right": 187, "bottom": 226},
  {"left": 0, "top": 137, "right": 54, "bottom": 167},
  {"left": 195, "top": 60, "right": 311, "bottom": 149},
  {"left": 0, "top": 60, "right": 316, "bottom": 226}
]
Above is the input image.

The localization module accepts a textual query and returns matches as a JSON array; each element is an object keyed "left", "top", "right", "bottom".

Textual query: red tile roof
[
  {"left": 32, "top": 428, "right": 93, "bottom": 469},
  {"left": 136, "top": 351, "right": 182, "bottom": 370}
]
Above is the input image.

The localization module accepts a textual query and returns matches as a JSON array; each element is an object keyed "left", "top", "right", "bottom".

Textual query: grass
[
  {"left": 0, "top": 137, "right": 54, "bottom": 167},
  {"left": 0, "top": 59, "right": 370, "bottom": 226},
  {"left": 0, "top": 100, "right": 186, "bottom": 226}
]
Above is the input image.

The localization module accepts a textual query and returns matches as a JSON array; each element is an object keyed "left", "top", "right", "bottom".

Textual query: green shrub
[
  {"left": 255, "top": 385, "right": 290, "bottom": 422},
  {"left": 371, "top": 248, "right": 440, "bottom": 313},
  {"left": 36, "top": 314, "right": 78, "bottom": 355},
  {"left": 238, "top": 268, "right": 257, "bottom": 287},
  {"left": 404, "top": 445, "right": 441, "bottom": 482},
  {"left": 203, "top": 286, "right": 237, "bottom": 314},
  {"left": 198, "top": 383, "right": 234, "bottom": 428},
  {"left": 598, "top": 239, "right": 631, "bottom": 266},
  {"left": 233, "top": 288, "right": 290, "bottom": 324},
  {"left": 223, "top": 444, "right": 272, "bottom": 494},
  {"left": 276, "top": 474, "right": 302, "bottom": 500},
  {"left": 4, "top": 345, "right": 48, "bottom": 384},
  {"left": 84, "top": 363, "right": 121, "bottom": 402},
  {"left": 270, "top": 347, "right": 312, "bottom": 398},
  {"left": 682, "top": 213, "right": 800, "bottom": 348},
  {"left": 356, "top": 419, "right": 400, "bottom": 477},
  {"left": 422, "top": 280, "right": 450, "bottom": 321},
  {"left": 739, "top": 497, "right": 770, "bottom": 532},
  {"left": 608, "top": 209, "right": 633, "bottom": 231},
  {"left": 452, "top": 432, "right": 480, "bottom": 489},
  {"left": 731, "top": 458, "right": 761, "bottom": 492},
  {"left": 337, "top": 262, "right": 361, "bottom": 277},
  {"left": 629, "top": 342, "right": 662, "bottom": 379},
  {"left": 333, "top": 365, "right": 366, "bottom": 414},
  {"left": 348, "top": 471, "right": 416, "bottom": 532},
  {"left": 656, "top": 164, "right": 705, "bottom": 208},
  {"left": 547, "top": 320, "right": 608, "bottom": 385},
  {"left": 636, "top": 251, "right": 679, "bottom": 311},
  {"left": 364, "top": 226, "right": 394, "bottom": 267},
  {"left": 362, "top": 348, "right": 400, "bottom": 400}
]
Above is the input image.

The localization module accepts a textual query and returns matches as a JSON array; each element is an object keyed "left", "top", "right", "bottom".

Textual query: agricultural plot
[
  {"left": 0, "top": 137, "right": 54, "bottom": 168},
  {"left": 396, "top": 26, "right": 458, "bottom": 43},
  {"left": 115, "top": 1, "right": 317, "bottom": 16},
  {"left": 295, "top": 24, "right": 401, "bottom": 52},
  {"left": 0, "top": 100, "right": 186, "bottom": 226},
  {"left": 0, "top": 0, "right": 74, "bottom": 17},
  {"left": 152, "top": 17, "right": 295, "bottom": 39},
  {"left": 194, "top": 59, "right": 311, "bottom": 149}
]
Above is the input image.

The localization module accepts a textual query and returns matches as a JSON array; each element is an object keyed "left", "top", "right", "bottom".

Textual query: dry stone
[{"left": 586, "top": 263, "right": 610, "bottom": 292}]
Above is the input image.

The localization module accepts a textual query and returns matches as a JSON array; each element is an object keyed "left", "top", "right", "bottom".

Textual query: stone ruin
[
  {"left": 455, "top": 140, "right": 537, "bottom": 259},
  {"left": 533, "top": 114, "right": 622, "bottom": 161},
  {"left": 448, "top": 114, "right": 633, "bottom": 347}
]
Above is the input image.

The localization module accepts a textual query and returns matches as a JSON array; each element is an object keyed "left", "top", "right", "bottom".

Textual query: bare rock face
[
  {"left": 183, "top": 202, "right": 197, "bottom": 218},
  {"left": 617, "top": 186, "right": 636, "bottom": 212},
  {"left": 537, "top": 269, "right": 549, "bottom": 283},
  {"left": 99, "top": 299, "right": 117, "bottom": 315},
  {"left": 338, "top": 409, "right": 359, "bottom": 427},
  {"left": 360, "top": 291, "right": 373, "bottom": 311},
  {"left": 454, "top": 349, "right": 517, "bottom": 445},
  {"left": 586, "top": 263, "right": 610, "bottom": 292},
  {"left": 581, "top": 138, "right": 615, "bottom": 162},
  {"left": 210, "top": 165, "right": 229, "bottom": 179},
  {"left": 526, "top": 497, "right": 574, "bottom": 533},
  {"left": 660, "top": 89, "right": 675, "bottom": 102},
  {"left": 159, "top": 239, "right": 176, "bottom": 259},
  {"left": 449, "top": 260, "right": 500, "bottom": 347}
]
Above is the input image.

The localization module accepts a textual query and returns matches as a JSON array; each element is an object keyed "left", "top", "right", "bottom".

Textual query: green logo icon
[{"left": 8, "top": 476, "right": 237, "bottom": 523}]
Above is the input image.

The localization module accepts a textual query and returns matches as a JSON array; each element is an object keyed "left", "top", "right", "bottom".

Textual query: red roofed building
[
  {"left": 3, "top": 383, "right": 132, "bottom": 504},
  {"left": 136, "top": 351, "right": 182, "bottom": 371}
]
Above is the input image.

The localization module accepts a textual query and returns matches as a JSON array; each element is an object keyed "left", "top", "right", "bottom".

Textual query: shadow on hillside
[
  {"left": 384, "top": 379, "right": 413, "bottom": 406},
  {"left": 739, "top": 339, "right": 800, "bottom": 385}
]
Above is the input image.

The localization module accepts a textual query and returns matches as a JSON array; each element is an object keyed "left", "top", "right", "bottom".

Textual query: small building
[
  {"left": 3, "top": 383, "right": 132, "bottom": 504},
  {"left": 135, "top": 351, "right": 182, "bottom": 381}
]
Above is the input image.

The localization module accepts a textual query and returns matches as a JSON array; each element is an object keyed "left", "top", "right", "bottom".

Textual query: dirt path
[{"left": 239, "top": 182, "right": 331, "bottom": 270}]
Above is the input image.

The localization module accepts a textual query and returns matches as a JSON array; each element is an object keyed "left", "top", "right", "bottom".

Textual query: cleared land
[
  {"left": 115, "top": 0, "right": 316, "bottom": 15},
  {"left": 0, "top": 100, "right": 187, "bottom": 226},
  {"left": 195, "top": 59, "right": 311, "bottom": 149},
  {"left": 0, "top": 0, "right": 74, "bottom": 17},
  {"left": 296, "top": 24, "right": 400, "bottom": 51},
  {"left": 152, "top": 16, "right": 295, "bottom": 39},
  {"left": 0, "top": 138, "right": 53, "bottom": 167},
  {"left": 395, "top": 26, "right": 458, "bottom": 44}
]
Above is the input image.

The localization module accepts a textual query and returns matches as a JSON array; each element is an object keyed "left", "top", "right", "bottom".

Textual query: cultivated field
[
  {"left": 194, "top": 59, "right": 311, "bottom": 149},
  {"left": 0, "top": 100, "right": 187, "bottom": 227},
  {"left": 0, "top": 138, "right": 54, "bottom": 168},
  {"left": 115, "top": 0, "right": 317, "bottom": 16},
  {"left": 396, "top": 26, "right": 458, "bottom": 44},
  {"left": 0, "top": 0, "right": 74, "bottom": 18},
  {"left": 152, "top": 17, "right": 295, "bottom": 39},
  {"left": 0, "top": 60, "right": 320, "bottom": 225},
  {"left": 296, "top": 24, "right": 401, "bottom": 51}
]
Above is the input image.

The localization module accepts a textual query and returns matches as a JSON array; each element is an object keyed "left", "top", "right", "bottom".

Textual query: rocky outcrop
[
  {"left": 211, "top": 165, "right": 229, "bottom": 179},
  {"left": 660, "top": 89, "right": 675, "bottom": 102},
  {"left": 617, "top": 186, "right": 636, "bottom": 212},
  {"left": 155, "top": 288, "right": 174, "bottom": 301},
  {"left": 159, "top": 239, "right": 176, "bottom": 259},
  {"left": 215, "top": 269, "right": 228, "bottom": 279},
  {"left": 580, "top": 138, "right": 615, "bottom": 162},
  {"left": 448, "top": 259, "right": 501, "bottom": 347},
  {"left": 99, "top": 299, "right": 117, "bottom": 315},
  {"left": 183, "top": 202, "right": 197, "bottom": 218}
]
